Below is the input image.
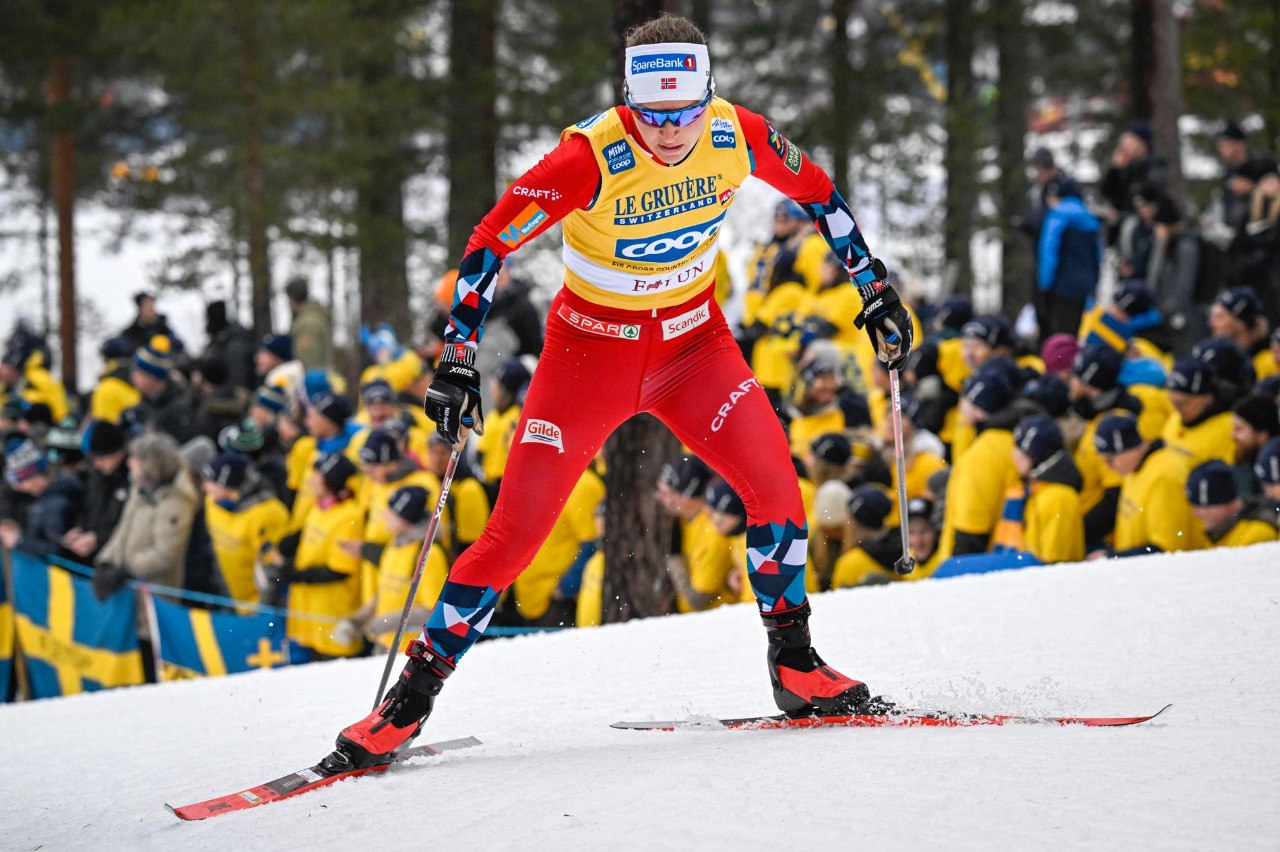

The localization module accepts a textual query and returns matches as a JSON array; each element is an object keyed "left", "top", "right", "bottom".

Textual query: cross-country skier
[{"left": 324, "top": 13, "right": 914, "bottom": 771}]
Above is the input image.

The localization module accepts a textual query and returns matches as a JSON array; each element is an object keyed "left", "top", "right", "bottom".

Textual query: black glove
[
  {"left": 853, "top": 262, "right": 913, "bottom": 371},
  {"left": 424, "top": 355, "right": 485, "bottom": 445},
  {"left": 92, "top": 563, "right": 129, "bottom": 602}
]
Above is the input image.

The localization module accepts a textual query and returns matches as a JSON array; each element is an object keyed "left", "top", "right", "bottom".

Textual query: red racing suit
[{"left": 419, "top": 101, "right": 882, "bottom": 661}]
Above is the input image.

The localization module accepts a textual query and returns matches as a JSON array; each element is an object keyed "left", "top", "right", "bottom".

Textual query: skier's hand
[
  {"left": 332, "top": 618, "right": 362, "bottom": 647},
  {"left": 92, "top": 563, "right": 129, "bottom": 602},
  {"left": 425, "top": 351, "right": 485, "bottom": 447},
  {"left": 854, "top": 270, "right": 913, "bottom": 372}
]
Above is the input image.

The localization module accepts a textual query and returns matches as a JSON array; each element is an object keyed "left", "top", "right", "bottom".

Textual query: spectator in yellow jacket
[
  {"left": 288, "top": 392, "right": 359, "bottom": 530},
  {"left": 0, "top": 340, "right": 68, "bottom": 423},
  {"left": 89, "top": 337, "right": 143, "bottom": 424},
  {"left": 335, "top": 486, "right": 449, "bottom": 653},
  {"left": 274, "top": 453, "right": 365, "bottom": 661},
  {"left": 1163, "top": 357, "right": 1235, "bottom": 466},
  {"left": 424, "top": 432, "right": 490, "bottom": 558},
  {"left": 1210, "top": 287, "right": 1274, "bottom": 379},
  {"left": 476, "top": 358, "right": 530, "bottom": 502},
  {"left": 513, "top": 462, "right": 605, "bottom": 625},
  {"left": 1185, "top": 460, "right": 1278, "bottom": 548},
  {"left": 1231, "top": 394, "right": 1280, "bottom": 497},
  {"left": 704, "top": 479, "right": 750, "bottom": 603},
  {"left": 938, "top": 361, "right": 1023, "bottom": 560},
  {"left": 830, "top": 485, "right": 904, "bottom": 588},
  {"left": 656, "top": 456, "right": 733, "bottom": 613},
  {"left": 992, "top": 414, "right": 1085, "bottom": 564},
  {"left": 1093, "top": 413, "right": 1202, "bottom": 557},
  {"left": 903, "top": 496, "right": 943, "bottom": 579},
  {"left": 201, "top": 453, "right": 289, "bottom": 607}
]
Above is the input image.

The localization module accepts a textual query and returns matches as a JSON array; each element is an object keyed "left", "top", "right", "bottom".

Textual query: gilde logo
[{"left": 521, "top": 419, "right": 564, "bottom": 453}]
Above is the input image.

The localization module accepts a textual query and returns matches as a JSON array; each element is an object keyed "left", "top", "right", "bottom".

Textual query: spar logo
[
  {"left": 630, "top": 54, "right": 698, "bottom": 75},
  {"left": 615, "top": 213, "right": 725, "bottom": 264},
  {"left": 521, "top": 419, "right": 564, "bottom": 453},
  {"left": 603, "top": 140, "right": 635, "bottom": 175},
  {"left": 557, "top": 305, "right": 641, "bottom": 340},
  {"left": 498, "top": 202, "right": 547, "bottom": 248},
  {"left": 711, "top": 117, "right": 735, "bottom": 148}
]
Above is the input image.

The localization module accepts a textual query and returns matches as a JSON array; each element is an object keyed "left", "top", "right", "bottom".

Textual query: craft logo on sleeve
[
  {"left": 498, "top": 202, "right": 548, "bottom": 248},
  {"left": 603, "top": 140, "right": 636, "bottom": 175},
  {"left": 711, "top": 117, "right": 735, "bottom": 148},
  {"left": 513, "top": 185, "right": 562, "bottom": 202},
  {"left": 629, "top": 53, "right": 697, "bottom": 74},
  {"left": 662, "top": 301, "right": 711, "bottom": 340},
  {"left": 521, "top": 419, "right": 564, "bottom": 453},
  {"left": 614, "top": 213, "right": 725, "bottom": 264}
]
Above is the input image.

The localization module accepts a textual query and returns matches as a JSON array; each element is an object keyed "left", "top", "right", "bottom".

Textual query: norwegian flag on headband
[{"left": 660, "top": 77, "right": 677, "bottom": 90}]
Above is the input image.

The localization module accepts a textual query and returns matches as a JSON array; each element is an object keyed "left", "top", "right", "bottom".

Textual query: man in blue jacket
[{"left": 1037, "top": 180, "right": 1103, "bottom": 339}]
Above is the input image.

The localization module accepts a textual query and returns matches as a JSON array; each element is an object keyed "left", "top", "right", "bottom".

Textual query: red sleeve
[
  {"left": 463, "top": 133, "right": 600, "bottom": 257},
  {"left": 734, "top": 105, "right": 835, "bottom": 205}
]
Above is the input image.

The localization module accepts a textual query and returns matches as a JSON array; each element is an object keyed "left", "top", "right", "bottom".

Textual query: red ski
[
  {"left": 611, "top": 704, "right": 1171, "bottom": 731},
  {"left": 166, "top": 736, "right": 480, "bottom": 821}
]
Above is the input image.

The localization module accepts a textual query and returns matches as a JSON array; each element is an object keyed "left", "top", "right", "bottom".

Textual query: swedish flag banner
[
  {"left": 10, "top": 552, "right": 144, "bottom": 699},
  {"left": 1, "top": 558, "right": 13, "bottom": 702},
  {"left": 148, "top": 594, "right": 288, "bottom": 681}
]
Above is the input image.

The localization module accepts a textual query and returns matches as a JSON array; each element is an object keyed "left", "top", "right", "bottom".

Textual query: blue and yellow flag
[
  {"left": 11, "top": 552, "right": 144, "bottom": 699},
  {"left": 149, "top": 595, "right": 288, "bottom": 681},
  {"left": 1, "top": 560, "right": 13, "bottom": 702}
]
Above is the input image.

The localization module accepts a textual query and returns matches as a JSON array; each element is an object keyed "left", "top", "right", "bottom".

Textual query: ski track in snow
[{"left": 6, "top": 545, "right": 1279, "bottom": 850}]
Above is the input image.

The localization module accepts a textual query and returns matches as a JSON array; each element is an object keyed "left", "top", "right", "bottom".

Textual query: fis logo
[
  {"left": 630, "top": 54, "right": 697, "bottom": 74},
  {"left": 521, "top": 419, "right": 564, "bottom": 453},
  {"left": 498, "top": 203, "right": 547, "bottom": 248},
  {"left": 615, "top": 213, "right": 725, "bottom": 264},
  {"left": 575, "top": 112, "right": 606, "bottom": 130},
  {"left": 603, "top": 140, "right": 635, "bottom": 175},
  {"left": 711, "top": 117, "right": 735, "bottom": 149}
]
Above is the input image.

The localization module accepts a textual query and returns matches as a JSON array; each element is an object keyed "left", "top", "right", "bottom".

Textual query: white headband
[{"left": 624, "top": 42, "right": 712, "bottom": 105}]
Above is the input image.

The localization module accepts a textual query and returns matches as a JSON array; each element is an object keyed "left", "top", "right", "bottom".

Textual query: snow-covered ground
[{"left": 7, "top": 545, "right": 1280, "bottom": 849}]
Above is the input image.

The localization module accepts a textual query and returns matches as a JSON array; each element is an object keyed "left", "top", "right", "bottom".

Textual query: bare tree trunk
[
  {"left": 1130, "top": 0, "right": 1155, "bottom": 120},
  {"left": 613, "top": 0, "right": 670, "bottom": 98},
  {"left": 1150, "top": 0, "right": 1184, "bottom": 204},
  {"left": 446, "top": 0, "right": 499, "bottom": 261},
  {"left": 943, "top": 0, "right": 978, "bottom": 296},
  {"left": 828, "top": 0, "right": 856, "bottom": 196},
  {"left": 601, "top": 0, "right": 682, "bottom": 625},
  {"left": 50, "top": 55, "right": 77, "bottom": 391},
  {"left": 993, "top": 0, "right": 1031, "bottom": 320},
  {"left": 235, "top": 0, "right": 272, "bottom": 337}
]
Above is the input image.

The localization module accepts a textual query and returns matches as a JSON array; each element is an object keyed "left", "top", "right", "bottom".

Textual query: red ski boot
[
  {"left": 321, "top": 641, "right": 454, "bottom": 773},
  {"left": 763, "top": 603, "right": 875, "bottom": 716}
]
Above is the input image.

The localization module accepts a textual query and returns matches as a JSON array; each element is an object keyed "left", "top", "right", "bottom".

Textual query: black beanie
[
  {"left": 1233, "top": 394, "right": 1280, "bottom": 436},
  {"left": 83, "top": 419, "right": 126, "bottom": 457}
]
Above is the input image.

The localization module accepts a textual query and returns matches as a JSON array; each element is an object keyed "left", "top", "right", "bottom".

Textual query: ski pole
[
  {"left": 371, "top": 446, "right": 462, "bottom": 709},
  {"left": 888, "top": 368, "right": 916, "bottom": 575}
]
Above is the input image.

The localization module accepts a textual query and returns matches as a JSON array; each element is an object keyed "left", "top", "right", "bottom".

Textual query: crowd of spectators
[{"left": 2, "top": 118, "right": 1278, "bottom": 680}]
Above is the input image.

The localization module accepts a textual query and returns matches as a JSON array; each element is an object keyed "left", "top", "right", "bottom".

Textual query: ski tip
[{"left": 1149, "top": 703, "right": 1173, "bottom": 721}]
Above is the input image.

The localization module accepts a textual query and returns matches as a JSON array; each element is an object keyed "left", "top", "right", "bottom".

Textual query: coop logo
[
  {"left": 558, "top": 305, "right": 641, "bottom": 340},
  {"left": 711, "top": 117, "right": 735, "bottom": 148},
  {"left": 711, "top": 377, "right": 763, "bottom": 432},
  {"left": 662, "top": 302, "right": 710, "bottom": 340},
  {"left": 629, "top": 54, "right": 698, "bottom": 75},
  {"left": 615, "top": 213, "right": 725, "bottom": 264},
  {"left": 603, "top": 140, "right": 635, "bottom": 175},
  {"left": 521, "top": 419, "right": 564, "bottom": 453},
  {"left": 498, "top": 202, "right": 547, "bottom": 248}
]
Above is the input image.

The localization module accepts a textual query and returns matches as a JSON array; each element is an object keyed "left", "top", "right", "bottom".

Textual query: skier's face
[{"left": 632, "top": 99, "right": 708, "bottom": 164}]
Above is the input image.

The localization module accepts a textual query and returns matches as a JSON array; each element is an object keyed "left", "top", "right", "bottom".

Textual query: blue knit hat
[
  {"left": 961, "top": 316, "right": 1014, "bottom": 350},
  {"left": 1013, "top": 414, "right": 1065, "bottom": 469},
  {"left": 962, "top": 363, "right": 1016, "bottom": 414},
  {"left": 387, "top": 485, "right": 430, "bottom": 525},
  {"left": 4, "top": 437, "right": 47, "bottom": 486},
  {"left": 848, "top": 484, "right": 892, "bottom": 529},
  {"left": 1168, "top": 358, "right": 1213, "bottom": 396},
  {"left": 1113, "top": 280, "right": 1156, "bottom": 318},
  {"left": 360, "top": 378, "right": 395, "bottom": 405},
  {"left": 358, "top": 429, "right": 401, "bottom": 465},
  {"left": 1191, "top": 337, "right": 1255, "bottom": 387},
  {"left": 133, "top": 335, "right": 174, "bottom": 379},
  {"left": 1217, "top": 287, "right": 1262, "bottom": 326},
  {"left": 1254, "top": 437, "right": 1280, "bottom": 485},
  {"left": 254, "top": 383, "right": 289, "bottom": 413},
  {"left": 1093, "top": 413, "right": 1143, "bottom": 455},
  {"left": 1185, "top": 460, "right": 1238, "bottom": 507},
  {"left": 1072, "top": 344, "right": 1124, "bottom": 392},
  {"left": 312, "top": 392, "right": 353, "bottom": 426},
  {"left": 1022, "top": 373, "right": 1071, "bottom": 418},
  {"left": 260, "top": 333, "right": 293, "bottom": 363},
  {"left": 203, "top": 452, "right": 249, "bottom": 491}
]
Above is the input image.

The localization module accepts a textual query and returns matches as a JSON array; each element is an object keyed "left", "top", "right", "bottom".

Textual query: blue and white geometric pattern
[{"left": 745, "top": 519, "right": 809, "bottom": 614}]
